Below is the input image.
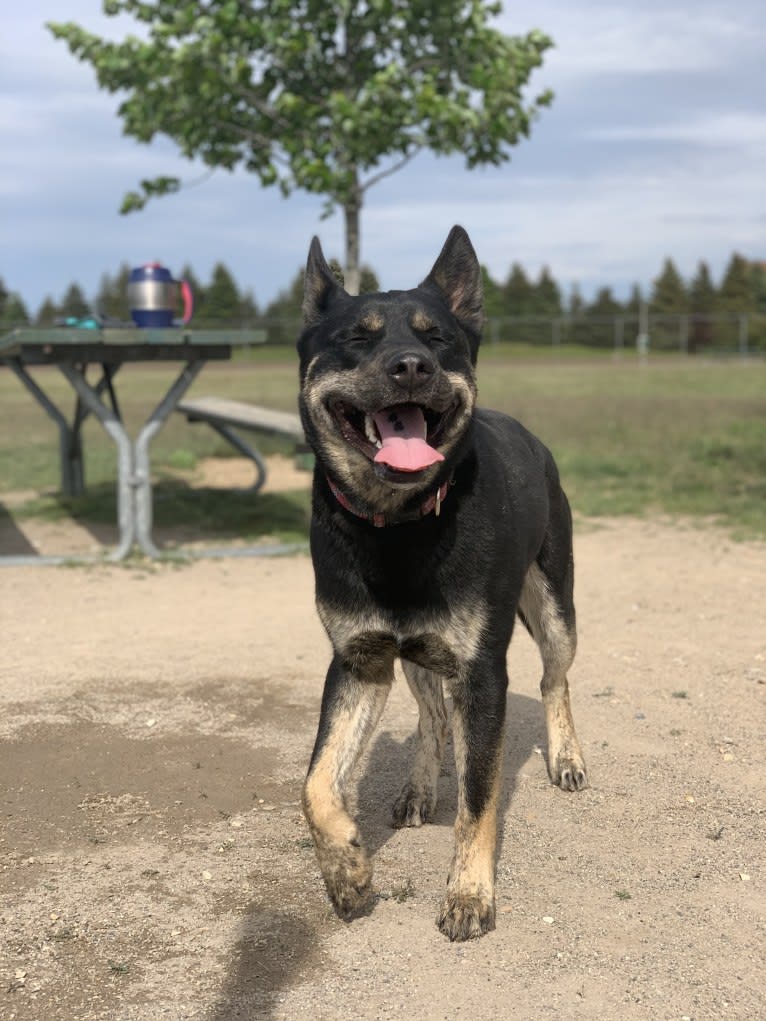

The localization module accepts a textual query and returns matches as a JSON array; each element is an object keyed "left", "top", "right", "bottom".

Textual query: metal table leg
[
  {"left": 7, "top": 358, "right": 85, "bottom": 496},
  {"left": 59, "top": 364, "right": 136, "bottom": 560},
  {"left": 60, "top": 360, "right": 204, "bottom": 560},
  {"left": 134, "top": 361, "right": 203, "bottom": 557}
]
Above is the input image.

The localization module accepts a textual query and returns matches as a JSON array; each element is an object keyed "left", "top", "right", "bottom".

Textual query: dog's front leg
[
  {"left": 303, "top": 654, "right": 392, "bottom": 917},
  {"left": 438, "top": 662, "right": 506, "bottom": 941}
]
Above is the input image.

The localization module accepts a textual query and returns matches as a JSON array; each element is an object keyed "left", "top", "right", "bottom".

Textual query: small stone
[
  {"left": 542, "top": 916, "right": 554, "bottom": 925},
  {"left": 202, "top": 870, "right": 212, "bottom": 881},
  {"left": 739, "top": 873, "right": 750, "bottom": 882},
  {"left": 229, "top": 819, "right": 243, "bottom": 829},
  {"left": 146, "top": 719, "right": 156, "bottom": 728}
]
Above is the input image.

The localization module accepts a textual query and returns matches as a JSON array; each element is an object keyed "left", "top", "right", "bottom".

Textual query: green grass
[{"left": 1, "top": 349, "right": 765, "bottom": 541}]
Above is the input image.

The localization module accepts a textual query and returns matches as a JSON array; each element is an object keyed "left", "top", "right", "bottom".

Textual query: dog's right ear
[{"left": 303, "top": 237, "right": 345, "bottom": 325}]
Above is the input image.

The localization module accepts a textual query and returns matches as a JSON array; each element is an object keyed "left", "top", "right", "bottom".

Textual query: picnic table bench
[{"left": 176, "top": 396, "right": 310, "bottom": 492}]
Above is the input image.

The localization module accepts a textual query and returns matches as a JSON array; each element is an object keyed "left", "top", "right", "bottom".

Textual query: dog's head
[{"left": 297, "top": 226, "right": 483, "bottom": 516}]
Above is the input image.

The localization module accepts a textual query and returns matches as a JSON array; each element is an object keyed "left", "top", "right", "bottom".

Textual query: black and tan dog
[{"left": 298, "top": 226, "right": 587, "bottom": 941}]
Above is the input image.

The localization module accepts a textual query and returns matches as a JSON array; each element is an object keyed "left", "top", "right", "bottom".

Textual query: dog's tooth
[{"left": 364, "top": 414, "right": 381, "bottom": 447}]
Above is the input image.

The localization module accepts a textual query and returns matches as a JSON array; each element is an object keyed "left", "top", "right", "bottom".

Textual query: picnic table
[{"left": 0, "top": 326, "right": 269, "bottom": 560}]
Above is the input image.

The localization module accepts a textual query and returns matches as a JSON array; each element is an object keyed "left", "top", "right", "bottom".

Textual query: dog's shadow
[{"left": 356, "top": 690, "right": 546, "bottom": 859}]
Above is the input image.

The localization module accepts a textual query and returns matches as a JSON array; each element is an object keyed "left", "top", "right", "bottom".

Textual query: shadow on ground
[{"left": 356, "top": 689, "right": 546, "bottom": 859}]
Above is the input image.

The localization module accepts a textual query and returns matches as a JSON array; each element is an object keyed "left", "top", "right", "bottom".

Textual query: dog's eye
[
  {"left": 424, "top": 328, "right": 449, "bottom": 347},
  {"left": 345, "top": 335, "right": 372, "bottom": 349}
]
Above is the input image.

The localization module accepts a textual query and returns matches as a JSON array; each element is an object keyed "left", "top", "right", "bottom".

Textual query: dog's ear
[
  {"left": 303, "top": 236, "right": 345, "bottom": 325},
  {"left": 422, "top": 226, "right": 483, "bottom": 335}
]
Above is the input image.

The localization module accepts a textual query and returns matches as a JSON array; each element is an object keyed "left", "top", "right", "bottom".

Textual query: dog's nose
[{"left": 386, "top": 350, "right": 435, "bottom": 390}]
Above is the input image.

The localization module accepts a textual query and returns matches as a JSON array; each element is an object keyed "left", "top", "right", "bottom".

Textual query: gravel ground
[{"left": 1, "top": 502, "right": 764, "bottom": 1020}]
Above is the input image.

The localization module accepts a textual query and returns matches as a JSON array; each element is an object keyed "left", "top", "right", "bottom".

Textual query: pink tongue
[{"left": 372, "top": 404, "right": 444, "bottom": 472}]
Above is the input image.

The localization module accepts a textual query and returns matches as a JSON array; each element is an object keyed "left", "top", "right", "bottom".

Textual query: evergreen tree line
[{"left": 2, "top": 252, "right": 764, "bottom": 351}]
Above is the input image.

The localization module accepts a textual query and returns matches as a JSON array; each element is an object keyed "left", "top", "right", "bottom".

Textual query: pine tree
[
  {"left": 60, "top": 283, "right": 90, "bottom": 320},
  {"left": 198, "top": 263, "right": 242, "bottom": 325},
  {"left": 651, "top": 258, "right": 687, "bottom": 350},
  {"left": 688, "top": 261, "right": 715, "bottom": 352},
  {"left": 503, "top": 263, "right": 533, "bottom": 318},
  {"left": 36, "top": 297, "right": 60, "bottom": 325},
  {"left": 651, "top": 258, "right": 687, "bottom": 313},
  {"left": 718, "top": 254, "right": 754, "bottom": 313},
  {"left": 358, "top": 265, "right": 380, "bottom": 294},
  {"left": 585, "top": 287, "right": 622, "bottom": 346},
  {"left": 0, "top": 291, "right": 30, "bottom": 328},
  {"left": 95, "top": 263, "right": 132, "bottom": 322},
  {"left": 480, "top": 266, "right": 505, "bottom": 322},
  {"left": 532, "top": 266, "right": 562, "bottom": 317}
]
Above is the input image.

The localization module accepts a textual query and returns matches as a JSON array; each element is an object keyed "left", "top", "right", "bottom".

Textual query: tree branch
[{"left": 360, "top": 146, "right": 423, "bottom": 193}]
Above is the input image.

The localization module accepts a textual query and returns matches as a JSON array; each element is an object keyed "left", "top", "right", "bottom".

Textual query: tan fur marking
[
  {"left": 316, "top": 597, "right": 488, "bottom": 680},
  {"left": 303, "top": 679, "right": 391, "bottom": 913},
  {"left": 358, "top": 310, "right": 385, "bottom": 332},
  {"left": 518, "top": 563, "right": 587, "bottom": 789},
  {"left": 411, "top": 309, "right": 435, "bottom": 332},
  {"left": 437, "top": 712, "right": 502, "bottom": 939},
  {"left": 449, "top": 716, "right": 502, "bottom": 897}
]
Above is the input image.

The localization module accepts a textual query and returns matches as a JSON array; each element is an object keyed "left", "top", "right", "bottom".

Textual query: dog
[{"left": 297, "top": 226, "right": 587, "bottom": 941}]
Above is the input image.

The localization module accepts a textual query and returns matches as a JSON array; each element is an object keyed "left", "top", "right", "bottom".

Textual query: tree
[
  {"left": 49, "top": 1, "right": 554, "bottom": 294},
  {"left": 688, "top": 261, "right": 715, "bottom": 352},
  {"left": 198, "top": 262, "right": 242, "bottom": 325},
  {"left": 480, "top": 265, "right": 505, "bottom": 320},
  {"left": 585, "top": 286, "right": 622, "bottom": 347},
  {"left": 94, "top": 263, "right": 132, "bottom": 322},
  {"left": 718, "top": 253, "right": 754, "bottom": 314},
  {"left": 36, "top": 297, "right": 60, "bottom": 325},
  {"left": 504, "top": 263, "right": 534, "bottom": 317},
  {"left": 0, "top": 279, "right": 30, "bottom": 329},
  {"left": 60, "top": 283, "right": 90, "bottom": 320},
  {"left": 531, "top": 266, "right": 562, "bottom": 317},
  {"left": 651, "top": 258, "right": 687, "bottom": 313}
]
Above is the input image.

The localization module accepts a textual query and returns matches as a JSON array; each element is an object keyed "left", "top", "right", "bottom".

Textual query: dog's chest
[{"left": 316, "top": 595, "right": 488, "bottom": 681}]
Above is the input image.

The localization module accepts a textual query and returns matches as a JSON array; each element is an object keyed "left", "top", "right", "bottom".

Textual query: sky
[{"left": 1, "top": 1, "right": 764, "bottom": 317}]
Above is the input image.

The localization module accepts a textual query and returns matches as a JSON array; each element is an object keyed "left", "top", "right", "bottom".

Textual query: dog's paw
[
  {"left": 317, "top": 838, "right": 373, "bottom": 918},
  {"left": 553, "top": 752, "right": 588, "bottom": 792},
  {"left": 392, "top": 783, "right": 435, "bottom": 828},
  {"left": 437, "top": 891, "right": 496, "bottom": 942}
]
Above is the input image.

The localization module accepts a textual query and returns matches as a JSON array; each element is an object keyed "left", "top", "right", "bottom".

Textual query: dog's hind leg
[
  {"left": 519, "top": 549, "right": 588, "bottom": 793},
  {"left": 392, "top": 661, "right": 448, "bottom": 828},
  {"left": 303, "top": 653, "right": 393, "bottom": 917}
]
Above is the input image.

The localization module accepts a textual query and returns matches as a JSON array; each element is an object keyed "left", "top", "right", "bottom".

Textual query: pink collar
[{"left": 326, "top": 475, "right": 452, "bottom": 528}]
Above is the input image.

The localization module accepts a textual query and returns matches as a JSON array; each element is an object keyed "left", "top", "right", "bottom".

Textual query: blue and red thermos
[{"left": 128, "top": 263, "right": 193, "bottom": 328}]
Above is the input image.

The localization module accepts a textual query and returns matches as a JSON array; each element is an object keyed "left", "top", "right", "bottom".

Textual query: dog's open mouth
[{"left": 331, "top": 401, "right": 454, "bottom": 475}]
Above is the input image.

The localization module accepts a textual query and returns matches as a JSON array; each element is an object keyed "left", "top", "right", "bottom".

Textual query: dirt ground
[{"left": 1, "top": 458, "right": 764, "bottom": 1020}]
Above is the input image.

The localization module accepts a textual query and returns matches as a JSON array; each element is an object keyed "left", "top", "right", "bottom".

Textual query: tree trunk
[{"left": 343, "top": 182, "right": 362, "bottom": 296}]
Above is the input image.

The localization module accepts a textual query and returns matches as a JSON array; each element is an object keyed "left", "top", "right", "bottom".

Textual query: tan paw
[
  {"left": 437, "top": 890, "right": 496, "bottom": 941},
  {"left": 392, "top": 783, "right": 436, "bottom": 828}
]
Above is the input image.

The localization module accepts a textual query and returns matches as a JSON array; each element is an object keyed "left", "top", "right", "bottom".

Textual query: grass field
[{"left": 1, "top": 346, "right": 764, "bottom": 543}]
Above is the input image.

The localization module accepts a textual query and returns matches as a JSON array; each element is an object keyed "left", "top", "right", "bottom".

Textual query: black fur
[{"left": 298, "top": 226, "right": 586, "bottom": 941}]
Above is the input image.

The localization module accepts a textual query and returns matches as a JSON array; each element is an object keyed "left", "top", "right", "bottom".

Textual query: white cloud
[{"left": 1, "top": 0, "right": 764, "bottom": 313}]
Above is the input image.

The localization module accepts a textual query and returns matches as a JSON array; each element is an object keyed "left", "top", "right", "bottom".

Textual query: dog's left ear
[
  {"left": 303, "top": 236, "right": 346, "bottom": 325},
  {"left": 422, "top": 225, "right": 483, "bottom": 335}
]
